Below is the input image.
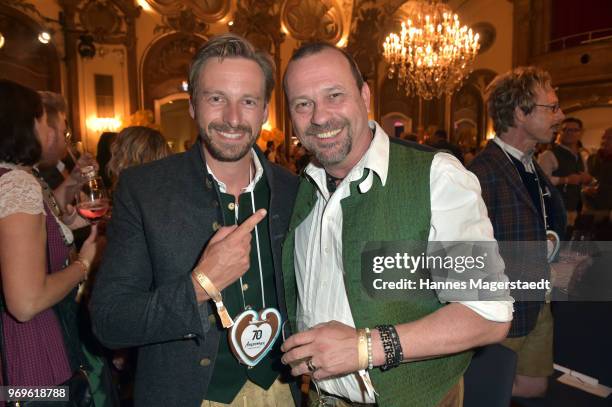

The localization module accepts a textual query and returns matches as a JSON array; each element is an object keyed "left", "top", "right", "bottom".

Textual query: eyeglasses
[{"left": 534, "top": 103, "right": 561, "bottom": 113}]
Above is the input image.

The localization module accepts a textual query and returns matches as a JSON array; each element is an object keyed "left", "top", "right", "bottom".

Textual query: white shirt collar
[
  {"left": 206, "top": 149, "right": 264, "bottom": 194},
  {"left": 304, "top": 120, "right": 390, "bottom": 196},
  {"left": 493, "top": 136, "right": 535, "bottom": 170}
]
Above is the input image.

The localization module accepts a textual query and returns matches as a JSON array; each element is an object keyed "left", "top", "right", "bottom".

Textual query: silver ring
[{"left": 307, "top": 358, "right": 317, "bottom": 372}]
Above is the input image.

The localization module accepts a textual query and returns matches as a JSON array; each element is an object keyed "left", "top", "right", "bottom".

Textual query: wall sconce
[
  {"left": 0, "top": 32, "right": 5, "bottom": 49},
  {"left": 180, "top": 80, "right": 189, "bottom": 92},
  {"left": 38, "top": 31, "right": 52, "bottom": 44}
]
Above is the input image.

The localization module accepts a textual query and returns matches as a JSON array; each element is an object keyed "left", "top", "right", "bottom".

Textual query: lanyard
[
  {"left": 233, "top": 165, "right": 266, "bottom": 310},
  {"left": 499, "top": 146, "right": 551, "bottom": 230}
]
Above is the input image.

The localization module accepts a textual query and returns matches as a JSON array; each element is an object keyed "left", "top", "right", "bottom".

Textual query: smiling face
[
  {"left": 189, "top": 57, "right": 268, "bottom": 163},
  {"left": 284, "top": 48, "right": 372, "bottom": 176}
]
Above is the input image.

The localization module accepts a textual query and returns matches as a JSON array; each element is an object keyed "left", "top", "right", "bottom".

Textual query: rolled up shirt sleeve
[{"left": 428, "top": 152, "right": 514, "bottom": 322}]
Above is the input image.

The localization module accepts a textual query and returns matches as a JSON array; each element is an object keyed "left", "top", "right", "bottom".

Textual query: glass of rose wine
[{"left": 76, "top": 166, "right": 110, "bottom": 223}]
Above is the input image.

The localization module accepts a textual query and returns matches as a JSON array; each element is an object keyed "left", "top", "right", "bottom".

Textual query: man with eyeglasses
[
  {"left": 538, "top": 117, "right": 592, "bottom": 230},
  {"left": 468, "top": 67, "right": 567, "bottom": 398}
]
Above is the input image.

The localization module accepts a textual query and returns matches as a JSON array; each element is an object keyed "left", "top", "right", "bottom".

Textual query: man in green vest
[{"left": 280, "top": 43, "right": 513, "bottom": 407}]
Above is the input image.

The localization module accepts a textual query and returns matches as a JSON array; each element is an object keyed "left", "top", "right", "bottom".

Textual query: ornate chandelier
[{"left": 383, "top": 1, "right": 480, "bottom": 100}]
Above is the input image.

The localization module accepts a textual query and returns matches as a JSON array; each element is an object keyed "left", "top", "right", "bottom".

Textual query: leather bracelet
[
  {"left": 192, "top": 271, "right": 234, "bottom": 328},
  {"left": 357, "top": 329, "right": 368, "bottom": 370},
  {"left": 73, "top": 258, "right": 90, "bottom": 281},
  {"left": 365, "top": 327, "right": 373, "bottom": 370}
]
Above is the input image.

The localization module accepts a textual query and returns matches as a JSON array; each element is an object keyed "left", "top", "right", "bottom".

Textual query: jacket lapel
[{"left": 488, "top": 141, "right": 540, "bottom": 217}]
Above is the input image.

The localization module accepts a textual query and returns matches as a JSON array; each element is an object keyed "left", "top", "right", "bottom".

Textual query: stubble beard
[
  {"left": 200, "top": 122, "right": 256, "bottom": 162},
  {"left": 301, "top": 119, "right": 352, "bottom": 167}
]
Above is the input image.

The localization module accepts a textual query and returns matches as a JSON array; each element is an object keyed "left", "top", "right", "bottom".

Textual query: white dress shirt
[{"left": 294, "top": 122, "right": 513, "bottom": 403}]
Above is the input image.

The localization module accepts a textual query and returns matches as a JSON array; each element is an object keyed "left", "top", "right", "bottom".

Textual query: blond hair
[{"left": 107, "top": 126, "right": 171, "bottom": 183}]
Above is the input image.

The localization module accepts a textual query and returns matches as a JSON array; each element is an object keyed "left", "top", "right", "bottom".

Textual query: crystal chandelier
[{"left": 383, "top": 1, "right": 480, "bottom": 100}]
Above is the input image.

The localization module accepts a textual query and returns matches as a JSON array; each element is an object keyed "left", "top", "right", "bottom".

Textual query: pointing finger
[
  {"left": 209, "top": 225, "right": 238, "bottom": 243},
  {"left": 233, "top": 209, "right": 267, "bottom": 237}
]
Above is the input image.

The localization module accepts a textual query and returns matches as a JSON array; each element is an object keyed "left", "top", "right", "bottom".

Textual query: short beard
[
  {"left": 200, "top": 122, "right": 255, "bottom": 162},
  {"left": 303, "top": 119, "right": 352, "bottom": 166}
]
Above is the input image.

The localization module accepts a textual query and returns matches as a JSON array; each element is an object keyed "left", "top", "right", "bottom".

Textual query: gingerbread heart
[{"left": 228, "top": 308, "right": 281, "bottom": 366}]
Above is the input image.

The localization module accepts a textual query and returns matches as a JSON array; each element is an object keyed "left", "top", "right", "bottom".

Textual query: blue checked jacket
[{"left": 469, "top": 140, "right": 566, "bottom": 337}]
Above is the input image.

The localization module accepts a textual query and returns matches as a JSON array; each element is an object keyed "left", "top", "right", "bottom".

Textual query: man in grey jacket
[{"left": 91, "top": 34, "right": 299, "bottom": 407}]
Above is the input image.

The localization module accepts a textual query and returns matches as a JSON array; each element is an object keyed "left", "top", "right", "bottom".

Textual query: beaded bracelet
[
  {"left": 365, "top": 327, "right": 373, "bottom": 370},
  {"left": 376, "top": 324, "right": 403, "bottom": 371}
]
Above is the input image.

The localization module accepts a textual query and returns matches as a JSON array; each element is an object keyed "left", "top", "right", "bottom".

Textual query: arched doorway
[
  {"left": 451, "top": 69, "right": 497, "bottom": 148},
  {"left": 154, "top": 93, "right": 197, "bottom": 153},
  {"left": 140, "top": 32, "right": 206, "bottom": 111},
  {"left": 140, "top": 33, "right": 206, "bottom": 151}
]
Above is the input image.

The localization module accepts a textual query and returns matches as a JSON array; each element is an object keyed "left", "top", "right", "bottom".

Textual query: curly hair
[
  {"left": 0, "top": 80, "right": 43, "bottom": 165},
  {"left": 188, "top": 33, "right": 275, "bottom": 104},
  {"left": 107, "top": 126, "right": 171, "bottom": 183},
  {"left": 485, "top": 66, "right": 552, "bottom": 135}
]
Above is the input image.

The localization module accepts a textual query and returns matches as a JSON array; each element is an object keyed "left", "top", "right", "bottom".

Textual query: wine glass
[{"left": 76, "top": 172, "right": 110, "bottom": 223}]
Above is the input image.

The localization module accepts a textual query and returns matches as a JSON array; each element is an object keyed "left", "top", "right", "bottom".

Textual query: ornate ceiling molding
[
  {"left": 281, "top": 0, "right": 344, "bottom": 44},
  {"left": 154, "top": 8, "right": 209, "bottom": 35},
  {"left": 69, "top": 0, "right": 140, "bottom": 45},
  {"left": 143, "top": 0, "right": 230, "bottom": 24},
  {"left": 230, "top": 0, "right": 284, "bottom": 55}
]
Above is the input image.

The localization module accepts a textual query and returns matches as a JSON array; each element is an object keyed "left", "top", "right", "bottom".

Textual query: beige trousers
[{"left": 201, "top": 378, "right": 295, "bottom": 407}]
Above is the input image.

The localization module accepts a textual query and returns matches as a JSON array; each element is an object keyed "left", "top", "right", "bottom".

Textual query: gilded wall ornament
[
  {"left": 144, "top": 0, "right": 230, "bottom": 23},
  {"left": 154, "top": 8, "right": 209, "bottom": 35},
  {"left": 281, "top": 0, "right": 343, "bottom": 43},
  {"left": 230, "top": 0, "right": 283, "bottom": 54},
  {"left": 347, "top": 3, "right": 386, "bottom": 81},
  {"left": 79, "top": 1, "right": 123, "bottom": 41}
]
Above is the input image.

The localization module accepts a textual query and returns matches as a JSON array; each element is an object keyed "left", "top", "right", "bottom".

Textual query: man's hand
[
  {"left": 565, "top": 173, "right": 583, "bottom": 185},
  {"left": 579, "top": 172, "right": 593, "bottom": 185},
  {"left": 192, "top": 209, "right": 267, "bottom": 302},
  {"left": 281, "top": 321, "right": 360, "bottom": 380},
  {"left": 68, "top": 153, "right": 99, "bottom": 184}
]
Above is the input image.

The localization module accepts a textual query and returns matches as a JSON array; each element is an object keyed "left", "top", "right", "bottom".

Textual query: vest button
[
  {"left": 212, "top": 221, "right": 220, "bottom": 231},
  {"left": 208, "top": 314, "right": 217, "bottom": 324},
  {"left": 242, "top": 283, "right": 249, "bottom": 291},
  {"left": 200, "top": 358, "right": 211, "bottom": 367},
  {"left": 228, "top": 202, "right": 236, "bottom": 211}
]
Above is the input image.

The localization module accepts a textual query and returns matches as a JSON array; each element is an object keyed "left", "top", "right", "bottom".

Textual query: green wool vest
[{"left": 282, "top": 140, "right": 472, "bottom": 407}]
